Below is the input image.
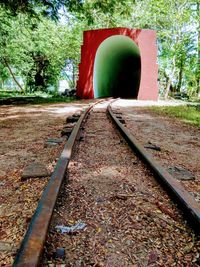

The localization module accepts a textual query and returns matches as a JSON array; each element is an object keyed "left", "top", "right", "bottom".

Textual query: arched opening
[{"left": 93, "top": 35, "right": 141, "bottom": 98}]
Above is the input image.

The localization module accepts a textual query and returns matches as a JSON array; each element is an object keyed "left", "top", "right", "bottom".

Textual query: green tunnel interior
[{"left": 93, "top": 35, "right": 141, "bottom": 98}]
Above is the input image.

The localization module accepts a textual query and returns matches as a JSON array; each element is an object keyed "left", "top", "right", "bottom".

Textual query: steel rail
[
  {"left": 13, "top": 101, "right": 101, "bottom": 267},
  {"left": 108, "top": 104, "right": 200, "bottom": 232}
]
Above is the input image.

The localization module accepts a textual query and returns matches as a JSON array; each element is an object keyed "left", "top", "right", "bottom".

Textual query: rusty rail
[
  {"left": 13, "top": 99, "right": 199, "bottom": 266},
  {"left": 108, "top": 104, "right": 200, "bottom": 232},
  {"left": 13, "top": 101, "right": 99, "bottom": 267}
]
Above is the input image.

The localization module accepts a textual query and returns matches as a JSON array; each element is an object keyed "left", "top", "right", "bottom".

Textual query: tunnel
[{"left": 93, "top": 35, "right": 141, "bottom": 98}]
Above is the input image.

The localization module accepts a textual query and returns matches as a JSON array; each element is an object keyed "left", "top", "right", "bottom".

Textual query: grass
[
  {"left": 0, "top": 90, "right": 20, "bottom": 98},
  {"left": 149, "top": 105, "right": 200, "bottom": 127},
  {"left": 0, "top": 90, "right": 76, "bottom": 105}
]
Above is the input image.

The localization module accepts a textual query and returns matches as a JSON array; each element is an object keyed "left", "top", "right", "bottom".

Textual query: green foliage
[
  {"left": 69, "top": 0, "right": 199, "bottom": 99},
  {"left": 149, "top": 105, "right": 200, "bottom": 127},
  {"left": 0, "top": 89, "right": 76, "bottom": 104},
  {"left": 0, "top": 6, "right": 81, "bottom": 93},
  {"left": 0, "top": 90, "right": 20, "bottom": 98},
  {"left": 0, "top": 0, "right": 199, "bottom": 98},
  {"left": 0, "top": 63, "right": 9, "bottom": 85},
  {"left": 0, "top": 0, "right": 64, "bottom": 19}
]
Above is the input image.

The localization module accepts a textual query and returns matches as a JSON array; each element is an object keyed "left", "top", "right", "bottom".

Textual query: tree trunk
[
  {"left": 72, "top": 62, "right": 75, "bottom": 88},
  {"left": 164, "top": 57, "right": 176, "bottom": 99},
  {"left": 0, "top": 80, "right": 3, "bottom": 89},
  {"left": 164, "top": 77, "right": 172, "bottom": 100},
  {"left": 177, "top": 60, "right": 183, "bottom": 92},
  {"left": 3, "top": 58, "right": 25, "bottom": 93},
  {"left": 197, "top": 2, "right": 200, "bottom": 93}
]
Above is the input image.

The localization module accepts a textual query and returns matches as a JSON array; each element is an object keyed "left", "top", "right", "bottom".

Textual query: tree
[
  {"left": 68, "top": 0, "right": 199, "bottom": 98},
  {"left": 0, "top": 0, "right": 62, "bottom": 19},
  {"left": 0, "top": 7, "right": 28, "bottom": 92},
  {"left": 0, "top": 0, "right": 199, "bottom": 98},
  {"left": 0, "top": 63, "right": 9, "bottom": 89},
  {"left": 0, "top": 5, "right": 82, "bottom": 92},
  {"left": 0, "top": 0, "right": 85, "bottom": 19}
]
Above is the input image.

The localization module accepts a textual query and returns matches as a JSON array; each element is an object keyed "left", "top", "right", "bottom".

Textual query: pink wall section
[
  {"left": 137, "top": 30, "right": 158, "bottom": 100},
  {"left": 76, "top": 28, "right": 158, "bottom": 100}
]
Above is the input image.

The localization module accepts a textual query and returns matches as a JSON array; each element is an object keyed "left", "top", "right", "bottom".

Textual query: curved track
[{"left": 14, "top": 99, "right": 200, "bottom": 266}]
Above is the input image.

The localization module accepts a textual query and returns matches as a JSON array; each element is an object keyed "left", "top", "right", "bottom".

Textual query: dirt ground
[
  {"left": 0, "top": 99, "right": 199, "bottom": 266},
  {"left": 112, "top": 100, "right": 200, "bottom": 201},
  {"left": 43, "top": 101, "right": 200, "bottom": 267},
  {"left": 0, "top": 101, "right": 92, "bottom": 266}
]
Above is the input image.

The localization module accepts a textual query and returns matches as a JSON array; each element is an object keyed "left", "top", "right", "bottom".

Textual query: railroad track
[{"left": 14, "top": 99, "right": 200, "bottom": 266}]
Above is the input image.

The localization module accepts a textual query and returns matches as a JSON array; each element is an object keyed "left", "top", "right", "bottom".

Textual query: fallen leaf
[{"left": 148, "top": 250, "right": 159, "bottom": 265}]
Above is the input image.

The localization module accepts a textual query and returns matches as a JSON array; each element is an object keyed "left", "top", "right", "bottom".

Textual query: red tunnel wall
[{"left": 76, "top": 28, "right": 158, "bottom": 100}]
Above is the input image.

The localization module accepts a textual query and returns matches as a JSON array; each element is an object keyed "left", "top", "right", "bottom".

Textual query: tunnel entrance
[{"left": 93, "top": 35, "right": 141, "bottom": 98}]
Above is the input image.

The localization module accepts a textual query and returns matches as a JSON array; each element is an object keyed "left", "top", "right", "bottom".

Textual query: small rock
[
  {"left": 190, "top": 191, "right": 200, "bottom": 202},
  {"left": 147, "top": 250, "right": 159, "bottom": 265},
  {"left": 44, "top": 142, "right": 58, "bottom": 147},
  {"left": 61, "top": 128, "right": 73, "bottom": 137},
  {"left": 0, "top": 170, "right": 6, "bottom": 177},
  {"left": 47, "top": 138, "right": 64, "bottom": 144},
  {"left": 73, "top": 260, "right": 84, "bottom": 267},
  {"left": 87, "top": 133, "right": 96, "bottom": 137},
  {"left": 168, "top": 166, "right": 195, "bottom": 180},
  {"left": 96, "top": 197, "right": 106, "bottom": 204},
  {"left": 21, "top": 162, "right": 50, "bottom": 179},
  {"left": 126, "top": 239, "right": 132, "bottom": 246},
  {"left": 72, "top": 113, "right": 81, "bottom": 118},
  {"left": 183, "top": 243, "right": 193, "bottom": 253},
  {"left": 55, "top": 248, "right": 65, "bottom": 259},
  {"left": 100, "top": 168, "right": 119, "bottom": 177},
  {"left": 160, "top": 220, "right": 167, "bottom": 228},
  {"left": 144, "top": 141, "right": 161, "bottom": 151},
  {"left": 132, "top": 223, "right": 143, "bottom": 230},
  {"left": 63, "top": 123, "right": 75, "bottom": 129},
  {"left": 196, "top": 257, "right": 200, "bottom": 266},
  {"left": 78, "top": 133, "right": 84, "bottom": 141},
  {"left": 66, "top": 115, "right": 79, "bottom": 123},
  {"left": 113, "top": 195, "right": 128, "bottom": 201},
  {"left": 118, "top": 118, "right": 125, "bottom": 124},
  {"left": 0, "top": 241, "right": 16, "bottom": 252},
  {"left": 44, "top": 138, "right": 64, "bottom": 147}
]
